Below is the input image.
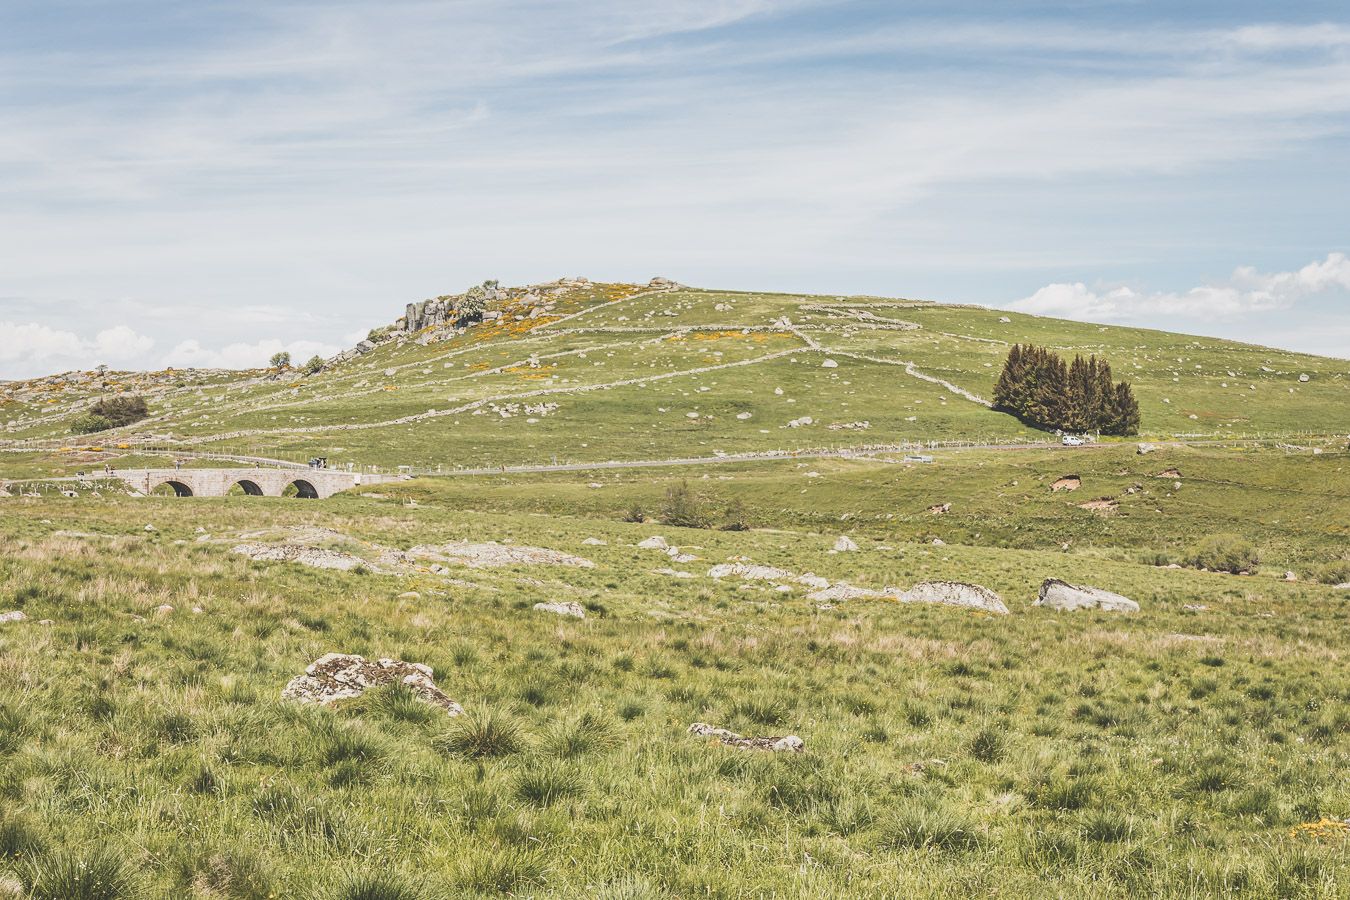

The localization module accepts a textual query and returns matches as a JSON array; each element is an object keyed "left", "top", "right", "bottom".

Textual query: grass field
[
  {"left": 1, "top": 280, "right": 1348, "bottom": 898},
  {"left": 1, "top": 450, "right": 1348, "bottom": 898}
]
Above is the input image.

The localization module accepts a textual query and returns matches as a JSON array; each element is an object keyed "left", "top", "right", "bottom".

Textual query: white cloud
[
  {"left": 0, "top": 321, "right": 155, "bottom": 379},
  {"left": 161, "top": 338, "right": 342, "bottom": 370},
  {"left": 1008, "top": 252, "right": 1350, "bottom": 322}
]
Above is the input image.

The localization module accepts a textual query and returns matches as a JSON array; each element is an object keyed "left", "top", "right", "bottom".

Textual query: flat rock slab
[
  {"left": 282, "top": 653, "right": 463, "bottom": 715},
  {"left": 898, "top": 581, "right": 1009, "bottom": 614},
  {"left": 688, "top": 722, "right": 803, "bottom": 752},
  {"left": 409, "top": 542, "right": 594, "bottom": 569},
  {"left": 533, "top": 601, "right": 586, "bottom": 619},
  {"left": 1035, "top": 578, "right": 1139, "bottom": 612},
  {"left": 0, "top": 610, "right": 26, "bottom": 624},
  {"left": 231, "top": 542, "right": 368, "bottom": 571}
]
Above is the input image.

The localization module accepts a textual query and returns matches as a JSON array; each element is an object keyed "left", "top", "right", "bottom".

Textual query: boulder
[
  {"left": 0, "top": 610, "right": 26, "bottom": 624},
  {"left": 533, "top": 601, "right": 586, "bottom": 619},
  {"left": 637, "top": 536, "right": 669, "bottom": 550},
  {"left": 282, "top": 653, "right": 463, "bottom": 715},
  {"left": 1035, "top": 579, "right": 1139, "bottom": 612},
  {"left": 688, "top": 722, "right": 803, "bottom": 752},
  {"left": 898, "top": 581, "right": 1009, "bottom": 614},
  {"left": 1137, "top": 443, "right": 1157, "bottom": 455},
  {"left": 833, "top": 535, "right": 859, "bottom": 552},
  {"left": 807, "top": 583, "right": 885, "bottom": 602}
]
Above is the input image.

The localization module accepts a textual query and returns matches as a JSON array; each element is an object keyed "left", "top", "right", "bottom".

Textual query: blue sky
[{"left": 1, "top": 0, "right": 1348, "bottom": 377}]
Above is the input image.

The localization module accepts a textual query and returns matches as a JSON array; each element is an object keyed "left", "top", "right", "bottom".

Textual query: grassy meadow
[{"left": 1, "top": 453, "right": 1348, "bottom": 898}]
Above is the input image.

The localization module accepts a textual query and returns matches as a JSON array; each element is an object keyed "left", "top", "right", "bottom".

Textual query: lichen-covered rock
[
  {"left": 282, "top": 653, "right": 463, "bottom": 715},
  {"left": 898, "top": 581, "right": 1009, "bottom": 614},
  {"left": 407, "top": 541, "right": 593, "bottom": 569},
  {"left": 688, "top": 723, "right": 803, "bottom": 752},
  {"left": 533, "top": 601, "right": 586, "bottom": 619},
  {"left": 1035, "top": 579, "right": 1139, "bottom": 612},
  {"left": 231, "top": 542, "right": 368, "bottom": 571},
  {"left": 807, "top": 583, "right": 886, "bottom": 602},
  {"left": 708, "top": 562, "right": 794, "bottom": 582},
  {"left": 833, "top": 535, "right": 859, "bottom": 552},
  {"left": 637, "top": 536, "right": 669, "bottom": 550},
  {"left": 0, "top": 610, "right": 26, "bottom": 624}
]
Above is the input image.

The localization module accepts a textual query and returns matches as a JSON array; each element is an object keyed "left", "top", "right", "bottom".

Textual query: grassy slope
[
  {"left": 3, "top": 283, "right": 1348, "bottom": 472},
  {"left": 0, "top": 490, "right": 1347, "bottom": 898}
]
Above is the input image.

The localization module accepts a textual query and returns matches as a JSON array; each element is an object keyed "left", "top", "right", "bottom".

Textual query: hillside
[
  {"left": 1, "top": 278, "right": 1349, "bottom": 897},
  {"left": 2, "top": 277, "right": 1347, "bottom": 475}
]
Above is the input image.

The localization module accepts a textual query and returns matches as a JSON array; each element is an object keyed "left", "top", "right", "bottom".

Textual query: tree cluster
[
  {"left": 993, "top": 344, "right": 1140, "bottom": 436},
  {"left": 70, "top": 395, "right": 149, "bottom": 435}
]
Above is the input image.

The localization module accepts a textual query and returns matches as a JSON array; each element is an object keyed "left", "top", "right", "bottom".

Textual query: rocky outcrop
[
  {"left": 898, "top": 581, "right": 1009, "bottom": 614},
  {"left": 282, "top": 653, "right": 463, "bottom": 714},
  {"left": 688, "top": 723, "right": 803, "bottom": 752},
  {"left": 1034, "top": 579, "right": 1139, "bottom": 612},
  {"left": 533, "top": 601, "right": 586, "bottom": 619}
]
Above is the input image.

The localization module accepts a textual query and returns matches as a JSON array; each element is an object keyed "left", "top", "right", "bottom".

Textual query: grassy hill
[{"left": 2, "top": 279, "right": 1348, "bottom": 476}]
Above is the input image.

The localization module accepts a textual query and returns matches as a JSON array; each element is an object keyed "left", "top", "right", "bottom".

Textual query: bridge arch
[
  {"left": 229, "top": 479, "right": 265, "bottom": 496},
  {"left": 285, "top": 479, "right": 320, "bottom": 499},
  {"left": 152, "top": 479, "right": 194, "bottom": 497}
]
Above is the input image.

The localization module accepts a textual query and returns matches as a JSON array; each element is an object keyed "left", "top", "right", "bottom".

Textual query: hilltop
[{"left": 1, "top": 277, "right": 1347, "bottom": 475}]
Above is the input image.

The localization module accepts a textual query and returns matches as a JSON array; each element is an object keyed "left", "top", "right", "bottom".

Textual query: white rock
[
  {"left": 582, "top": 537, "right": 607, "bottom": 545},
  {"left": 833, "top": 535, "right": 859, "bottom": 552},
  {"left": 533, "top": 600, "right": 586, "bottom": 619},
  {"left": 1034, "top": 579, "right": 1139, "bottom": 612},
  {"left": 1299, "top": 373, "right": 1310, "bottom": 383},
  {"left": 898, "top": 581, "right": 1009, "bottom": 614},
  {"left": 821, "top": 359, "right": 838, "bottom": 368},
  {"left": 153, "top": 604, "right": 174, "bottom": 617},
  {"left": 144, "top": 524, "right": 156, "bottom": 532},
  {"left": 638, "top": 536, "right": 669, "bottom": 550},
  {"left": 0, "top": 611, "right": 26, "bottom": 624}
]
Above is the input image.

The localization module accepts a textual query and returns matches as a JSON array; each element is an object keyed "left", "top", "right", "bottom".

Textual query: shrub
[
  {"left": 1314, "top": 557, "right": 1350, "bottom": 586},
  {"left": 303, "top": 355, "right": 325, "bottom": 375},
  {"left": 433, "top": 710, "right": 525, "bottom": 758},
  {"left": 70, "top": 414, "right": 113, "bottom": 435},
  {"left": 720, "top": 497, "right": 751, "bottom": 531},
  {"left": 514, "top": 762, "right": 584, "bottom": 806},
  {"left": 269, "top": 351, "right": 291, "bottom": 369},
  {"left": 321, "top": 872, "right": 424, "bottom": 900},
  {"left": 660, "top": 480, "right": 711, "bottom": 528},
  {"left": 1186, "top": 534, "right": 1260, "bottom": 575},
  {"left": 622, "top": 503, "right": 646, "bottom": 523},
  {"left": 25, "top": 848, "right": 131, "bottom": 900},
  {"left": 880, "top": 801, "right": 984, "bottom": 852}
]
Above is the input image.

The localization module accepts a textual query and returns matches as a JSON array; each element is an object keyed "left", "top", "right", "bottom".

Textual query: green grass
[{"left": 0, "top": 475, "right": 1347, "bottom": 897}]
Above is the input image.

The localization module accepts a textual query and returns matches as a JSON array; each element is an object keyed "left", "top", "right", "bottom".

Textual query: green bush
[
  {"left": 433, "top": 710, "right": 524, "bottom": 758},
  {"left": 1186, "top": 534, "right": 1260, "bottom": 575},
  {"left": 1314, "top": 558, "right": 1350, "bottom": 585},
  {"left": 70, "top": 413, "right": 113, "bottom": 435},
  {"left": 660, "top": 480, "right": 712, "bottom": 528}
]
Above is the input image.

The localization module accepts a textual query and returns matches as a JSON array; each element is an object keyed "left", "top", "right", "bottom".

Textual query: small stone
[
  {"left": 833, "top": 535, "right": 859, "bottom": 552},
  {"left": 688, "top": 722, "right": 803, "bottom": 752},
  {"left": 153, "top": 604, "right": 174, "bottom": 617},
  {"left": 0, "top": 610, "right": 26, "bottom": 624},
  {"left": 821, "top": 358, "right": 838, "bottom": 368},
  {"left": 144, "top": 524, "right": 156, "bottom": 532},
  {"left": 398, "top": 591, "right": 421, "bottom": 600},
  {"left": 637, "top": 536, "right": 669, "bottom": 550}
]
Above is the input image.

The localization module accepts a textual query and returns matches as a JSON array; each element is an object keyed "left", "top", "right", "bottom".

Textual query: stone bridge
[{"left": 114, "top": 468, "right": 401, "bottom": 499}]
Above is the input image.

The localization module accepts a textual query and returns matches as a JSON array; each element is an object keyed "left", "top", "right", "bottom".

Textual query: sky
[{"left": 1, "top": 0, "right": 1348, "bottom": 379}]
